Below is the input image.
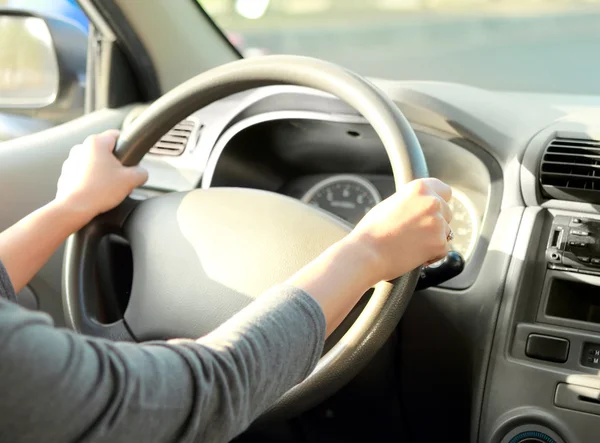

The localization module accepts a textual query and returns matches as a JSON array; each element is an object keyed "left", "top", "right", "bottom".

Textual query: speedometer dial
[{"left": 301, "top": 175, "right": 381, "bottom": 225}]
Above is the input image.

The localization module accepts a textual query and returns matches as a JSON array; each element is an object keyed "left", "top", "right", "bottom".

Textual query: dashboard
[{"left": 126, "top": 82, "right": 600, "bottom": 443}]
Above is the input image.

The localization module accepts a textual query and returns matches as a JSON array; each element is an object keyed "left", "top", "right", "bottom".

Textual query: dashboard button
[
  {"left": 577, "top": 268, "right": 600, "bottom": 276},
  {"left": 578, "top": 256, "right": 591, "bottom": 263},
  {"left": 582, "top": 343, "right": 600, "bottom": 368},
  {"left": 526, "top": 334, "right": 569, "bottom": 363},
  {"left": 571, "top": 229, "right": 589, "bottom": 236},
  {"left": 592, "top": 258, "right": 600, "bottom": 266}
]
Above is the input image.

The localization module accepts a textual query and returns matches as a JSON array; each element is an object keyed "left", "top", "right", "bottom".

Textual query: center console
[{"left": 480, "top": 209, "right": 600, "bottom": 443}]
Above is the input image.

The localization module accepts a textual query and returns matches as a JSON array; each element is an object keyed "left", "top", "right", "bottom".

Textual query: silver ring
[{"left": 447, "top": 230, "right": 455, "bottom": 242}]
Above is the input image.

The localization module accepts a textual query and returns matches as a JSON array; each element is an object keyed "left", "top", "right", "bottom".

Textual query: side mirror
[
  {"left": 0, "top": 9, "right": 87, "bottom": 112},
  {"left": 0, "top": 14, "right": 59, "bottom": 107}
]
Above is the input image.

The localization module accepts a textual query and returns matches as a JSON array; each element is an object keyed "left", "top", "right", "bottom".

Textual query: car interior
[{"left": 3, "top": 1, "right": 600, "bottom": 442}]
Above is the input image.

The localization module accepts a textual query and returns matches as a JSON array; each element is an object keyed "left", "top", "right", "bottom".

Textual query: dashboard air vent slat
[
  {"left": 547, "top": 139, "right": 600, "bottom": 149},
  {"left": 540, "top": 137, "right": 600, "bottom": 202},
  {"left": 546, "top": 150, "right": 600, "bottom": 158},
  {"left": 149, "top": 120, "right": 196, "bottom": 156},
  {"left": 543, "top": 156, "right": 600, "bottom": 167}
]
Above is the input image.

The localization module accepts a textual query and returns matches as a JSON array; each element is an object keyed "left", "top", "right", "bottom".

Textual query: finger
[
  {"left": 94, "top": 131, "right": 120, "bottom": 152},
  {"left": 87, "top": 129, "right": 119, "bottom": 143},
  {"left": 100, "top": 129, "right": 121, "bottom": 152},
  {"left": 422, "top": 178, "right": 452, "bottom": 202},
  {"left": 439, "top": 198, "right": 452, "bottom": 224},
  {"left": 443, "top": 222, "right": 454, "bottom": 257},
  {"left": 82, "top": 133, "right": 95, "bottom": 147},
  {"left": 70, "top": 143, "right": 84, "bottom": 154},
  {"left": 61, "top": 158, "right": 71, "bottom": 175},
  {"left": 81, "top": 131, "right": 119, "bottom": 153},
  {"left": 101, "top": 129, "right": 120, "bottom": 139},
  {"left": 424, "top": 256, "right": 447, "bottom": 267},
  {"left": 125, "top": 165, "right": 149, "bottom": 187},
  {"left": 423, "top": 220, "right": 451, "bottom": 267},
  {"left": 69, "top": 144, "right": 86, "bottom": 160}
]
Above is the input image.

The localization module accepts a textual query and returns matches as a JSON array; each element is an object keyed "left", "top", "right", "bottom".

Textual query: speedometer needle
[{"left": 330, "top": 201, "right": 356, "bottom": 209}]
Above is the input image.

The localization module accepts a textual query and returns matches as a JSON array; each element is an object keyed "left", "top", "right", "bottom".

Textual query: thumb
[
  {"left": 101, "top": 129, "right": 121, "bottom": 140},
  {"left": 124, "top": 165, "right": 149, "bottom": 188},
  {"left": 91, "top": 132, "right": 119, "bottom": 154}
]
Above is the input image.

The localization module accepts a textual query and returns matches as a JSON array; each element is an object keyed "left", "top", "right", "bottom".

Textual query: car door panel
[{"left": 0, "top": 106, "right": 134, "bottom": 326}]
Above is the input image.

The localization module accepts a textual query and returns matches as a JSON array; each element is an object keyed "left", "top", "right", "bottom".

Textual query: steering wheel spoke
[
  {"left": 97, "top": 195, "right": 141, "bottom": 234},
  {"left": 62, "top": 195, "right": 141, "bottom": 341}
]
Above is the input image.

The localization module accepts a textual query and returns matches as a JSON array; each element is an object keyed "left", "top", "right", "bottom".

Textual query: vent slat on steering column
[
  {"left": 540, "top": 137, "right": 600, "bottom": 202},
  {"left": 149, "top": 120, "right": 196, "bottom": 156}
]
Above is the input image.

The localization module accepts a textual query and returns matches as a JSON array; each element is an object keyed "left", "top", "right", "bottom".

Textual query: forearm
[
  {"left": 287, "top": 234, "right": 379, "bottom": 337},
  {"left": 0, "top": 200, "right": 90, "bottom": 293},
  {"left": 0, "top": 280, "right": 325, "bottom": 443}
]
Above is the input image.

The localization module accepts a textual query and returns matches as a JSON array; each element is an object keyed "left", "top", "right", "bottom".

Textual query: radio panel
[{"left": 546, "top": 216, "right": 600, "bottom": 274}]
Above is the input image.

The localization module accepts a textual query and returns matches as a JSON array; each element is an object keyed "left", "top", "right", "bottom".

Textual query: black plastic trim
[
  {"left": 62, "top": 196, "right": 140, "bottom": 341},
  {"left": 190, "top": 0, "right": 243, "bottom": 59},
  {"left": 88, "top": 0, "right": 160, "bottom": 101}
]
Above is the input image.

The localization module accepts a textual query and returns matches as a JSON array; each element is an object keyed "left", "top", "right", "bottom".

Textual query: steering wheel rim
[{"left": 62, "top": 55, "right": 428, "bottom": 420}]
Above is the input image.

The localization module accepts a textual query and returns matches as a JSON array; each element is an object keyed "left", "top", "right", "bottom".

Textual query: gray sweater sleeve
[
  {"left": 0, "top": 259, "right": 16, "bottom": 303},
  {"left": 0, "top": 261, "right": 326, "bottom": 443}
]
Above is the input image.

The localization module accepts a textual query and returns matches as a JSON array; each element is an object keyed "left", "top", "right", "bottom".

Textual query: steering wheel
[{"left": 62, "top": 55, "right": 428, "bottom": 420}]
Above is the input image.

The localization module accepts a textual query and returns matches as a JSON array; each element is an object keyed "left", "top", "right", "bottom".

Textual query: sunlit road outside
[{"left": 205, "top": 0, "right": 600, "bottom": 95}]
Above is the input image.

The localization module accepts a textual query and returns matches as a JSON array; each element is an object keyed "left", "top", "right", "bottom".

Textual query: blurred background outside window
[{"left": 199, "top": 0, "right": 600, "bottom": 95}]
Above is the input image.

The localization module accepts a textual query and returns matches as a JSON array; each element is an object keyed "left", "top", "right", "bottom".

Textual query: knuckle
[
  {"left": 423, "top": 214, "right": 443, "bottom": 233},
  {"left": 68, "top": 145, "right": 80, "bottom": 157},
  {"left": 422, "top": 195, "right": 441, "bottom": 214},
  {"left": 84, "top": 135, "right": 104, "bottom": 151},
  {"left": 421, "top": 217, "right": 449, "bottom": 259},
  {"left": 410, "top": 179, "right": 429, "bottom": 195},
  {"left": 83, "top": 134, "right": 96, "bottom": 145}
]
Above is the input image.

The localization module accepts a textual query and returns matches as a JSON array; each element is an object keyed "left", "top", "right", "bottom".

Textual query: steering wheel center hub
[{"left": 123, "top": 188, "right": 351, "bottom": 340}]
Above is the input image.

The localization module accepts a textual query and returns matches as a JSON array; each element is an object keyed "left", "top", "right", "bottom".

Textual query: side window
[{"left": 0, "top": 0, "right": 89, "bottom": 142}]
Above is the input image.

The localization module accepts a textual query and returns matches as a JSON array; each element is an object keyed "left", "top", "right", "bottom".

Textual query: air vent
[
  {"left": 540, "top": 137, "right": 600, "bottom": 202},
  {"left": 149, "top": 120, "right": 196, "bottom": 156}
]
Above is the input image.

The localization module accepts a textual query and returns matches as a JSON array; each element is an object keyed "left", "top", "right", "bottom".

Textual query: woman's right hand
[
  {"left": 288, "top": 177, "right": 453, "bottom": 336},
  {"left": 348, "top": 178, "right": 453, "bottom": 283}
]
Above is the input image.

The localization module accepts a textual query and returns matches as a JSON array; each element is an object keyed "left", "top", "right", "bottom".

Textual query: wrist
[
  {"left": 48, "top": 198, "right": 95, "bottom": 231},
  {"left": 338, "top": 233, "right": 383, "bottom": 288}
]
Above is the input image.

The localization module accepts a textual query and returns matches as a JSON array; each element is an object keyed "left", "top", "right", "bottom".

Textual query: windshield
[{"left": 198, "top": 0, "right": 600, "bottom": 95}]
